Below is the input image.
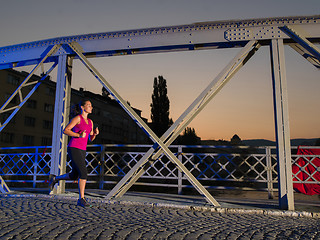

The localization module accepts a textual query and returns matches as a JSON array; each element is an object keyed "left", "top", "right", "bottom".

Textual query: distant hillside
[
  {"left": 242, "top": 138, "right": 319, "bottom": 147},
  {"left": 242, "top": 139, "right": 276, "bottom": 147},
  {"left": 290, "top": 138, "right": 318, "bottom": 146}
]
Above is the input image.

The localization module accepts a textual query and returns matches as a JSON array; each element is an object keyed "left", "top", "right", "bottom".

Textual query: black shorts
[{"left": 67, "top": 147, "right": 88, "bottom": 180}]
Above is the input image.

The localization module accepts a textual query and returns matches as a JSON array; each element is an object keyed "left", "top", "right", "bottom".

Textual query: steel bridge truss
[{"left": 0, "top": 15, "right": 320, "bottom": 209}]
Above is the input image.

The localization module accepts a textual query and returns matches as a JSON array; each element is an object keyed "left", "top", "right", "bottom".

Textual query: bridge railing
[{"left": 0, "top": 144, "right": 319, "bottom": 198}]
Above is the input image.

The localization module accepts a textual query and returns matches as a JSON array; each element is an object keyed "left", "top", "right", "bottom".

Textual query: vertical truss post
[
  {"left": 50, "top": 54, "right": 72, "bottom": 194},
  {"left": 270, "top": 39, "right": 294, "bottom": 210},
  {"left": 106, "top": 41, "right": 260, "bottom": 200}
]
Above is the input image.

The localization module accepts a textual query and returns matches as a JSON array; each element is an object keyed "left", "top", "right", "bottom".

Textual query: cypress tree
[{"left": 150, "top": 76, "right": 172, "bottom": 136}]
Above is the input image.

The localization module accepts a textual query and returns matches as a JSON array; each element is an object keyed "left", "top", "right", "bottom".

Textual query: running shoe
[
  {"left": 77, "top": 198, "right": 93, "bottom": 207},
  {"left": 48, "top": 174, "right": 58, "bottom": 191}
]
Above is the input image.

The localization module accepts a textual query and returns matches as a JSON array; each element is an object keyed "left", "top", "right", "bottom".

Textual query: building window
[
  {"left": 0, "top": 132, "right": 14, "bottom": 143},
  {"left": 44, "top": 103, "right": 54, "bottom": 113},
  {"left": 102, "top": 124, "right": 112, "bottom": 132},
  {"left": 114, "top": 114, "right": 122, "bottom": 123},
  {"left": 45, "top": 87, "right": 55, "bottom": 96},
  {"left": 23, "top": 135, "right": 34, "bottom": 145},
  {"left": 102, "top": 111, "right": 111, "bottom": 119},
  {"left": 114, "top": 127, "right": 123, "bottom": 136},
  {"left": 41, "top": 137, "right": 52, "bottom": 146},
  {"left": 7, "top": 75, "right": 20, "bottom": 86},
  {"left": 43, "top": 120, "right": 53, "bottom": 129},
  {"left": 25, "top": 116, "right": 36, "bottom": 127},
  {"left": 123, "top": 130, "right": 128, "bottom": 137},
  {"left": 26, "top": 99, "right": 37, "bottom": 109},
  {"left": 94, "top": 107, "right": 101, "bottom": 116}
]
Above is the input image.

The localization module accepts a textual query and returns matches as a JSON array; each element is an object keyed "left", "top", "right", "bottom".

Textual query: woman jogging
[{"left": 49, "top": 99, "right": 99, "bottom": 207}]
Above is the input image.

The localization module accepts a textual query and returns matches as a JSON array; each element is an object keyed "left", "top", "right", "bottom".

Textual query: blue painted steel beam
[
  {"left": 0, "top": 44, "right": 60, "bottom": 132},
  {"left": 0, "top": 62, "right": 57, "bottom": 132},
  {"left": 0, "top": 14, "right": 319, "bottom": 207},
  {"left": 0, "top": 15, "right": 319, "bottom": 70}
]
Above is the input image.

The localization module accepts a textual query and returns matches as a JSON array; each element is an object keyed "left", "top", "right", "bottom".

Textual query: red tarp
[{"left": 292, "top": 147, "right": 320, "bottom": 195}]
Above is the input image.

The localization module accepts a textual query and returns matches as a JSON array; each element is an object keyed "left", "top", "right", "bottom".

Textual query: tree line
[
  {"left": 150, "top": 75, "right": 224, "bottom": 145},
  {"left": 149, "top": 76, "right": 320, "bottom": 147}
]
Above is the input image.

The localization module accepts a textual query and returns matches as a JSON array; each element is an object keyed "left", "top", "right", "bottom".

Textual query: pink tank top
[{"left": 68, "top": 115, "right": 92, "bottom": 150}]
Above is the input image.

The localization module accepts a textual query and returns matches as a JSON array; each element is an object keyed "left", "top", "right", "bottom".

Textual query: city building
[{"left": 0, "top": 69, "right": 149, "bottom": 147}]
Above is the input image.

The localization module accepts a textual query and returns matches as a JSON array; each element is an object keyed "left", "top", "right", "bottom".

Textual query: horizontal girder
[{"left": 0, "top": 15, "right": 320, "bottom": 69}]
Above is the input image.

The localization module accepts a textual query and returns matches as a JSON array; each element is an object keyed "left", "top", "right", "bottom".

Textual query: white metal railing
[{"left": 0, "top": 144, "right": 319, "bottom": 197}]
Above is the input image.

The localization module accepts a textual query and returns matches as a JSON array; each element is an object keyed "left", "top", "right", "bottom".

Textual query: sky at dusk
[{"left": 0, "top": 0, "right": 319, "bottom": 141}]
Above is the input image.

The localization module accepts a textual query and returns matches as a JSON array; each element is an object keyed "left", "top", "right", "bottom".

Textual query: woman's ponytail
[{"left": 70, "top": 99, "right": 90, "bottom": 118}]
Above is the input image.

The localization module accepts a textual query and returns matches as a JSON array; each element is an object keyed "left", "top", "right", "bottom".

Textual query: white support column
[
  {"left": 270, "top": 39, "right": 294, "bottom": 210},
  {"left": 50, "top": 54, "right": 72, "bottom": 194}
]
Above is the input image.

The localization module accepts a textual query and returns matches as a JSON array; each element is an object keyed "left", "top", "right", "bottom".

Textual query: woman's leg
[
  {"left": 49, "top": 172, "right": 71, "bottom": 191},
  {"left": 63, "top": 147, "right": 90, "bottom": 207},
  {"left": 56, "top": 173, "right": 71, "bottom": 181},
  {"left": 68, "top": 147, "right": 88, "bottom": 200},
  {"left": 78, "top": 179, "right": 86, "bottom": 199},
  {"left": 49, "top": 148, "right": 79, "bottom": 191}
]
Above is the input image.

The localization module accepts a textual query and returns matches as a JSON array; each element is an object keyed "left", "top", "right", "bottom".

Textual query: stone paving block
[{"left": 0, "top": 195, "right": 320, "bottom": 240}]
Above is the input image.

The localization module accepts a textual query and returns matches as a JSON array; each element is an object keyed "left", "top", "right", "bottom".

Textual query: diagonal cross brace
[
  {"left": 0, "top": 175, "right": 10, "bottom": 193},
  {"left": 289, "top": 43, "right": 320, "bottom": 69},
  {"left": 0, "top": 44, "right": 61, "bottom": 132},
  {"left": 68, "top": 42, "right": 224, "bottom": 206},
  {"left": 0, "top": 44, "right": 60, "bottom": 194},
  {"left": 106, "top": 41, "right": 261, "bottom": 199},
  {"left": 280, "top": 25, "right": 320, "bottom": 65},
  {"left": 0, "top": 61, "right": 58, "bottom": 132}
]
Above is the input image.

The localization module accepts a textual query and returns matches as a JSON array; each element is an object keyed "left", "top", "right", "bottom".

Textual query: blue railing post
[
  {"left": 178, "top": 145, "right": 183, "bottom": 195},
  {"left": 99, "top": 145, "right": 105, "bottom": 189},
  {"left": 1, "top": 144, "right": 320, "bottom": 201},
  {"left": 33, "top": 147, "right": 39, "bottom": 188}
]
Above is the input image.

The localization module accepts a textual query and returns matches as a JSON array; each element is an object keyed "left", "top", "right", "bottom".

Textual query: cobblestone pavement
[{"left": 0, "top": 196, "right": 320, "bottom": 240}]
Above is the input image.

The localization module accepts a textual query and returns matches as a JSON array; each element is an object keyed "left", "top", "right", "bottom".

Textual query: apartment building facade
[{"left": 0, "top": 69, "right": 149, "bottom": 147}]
